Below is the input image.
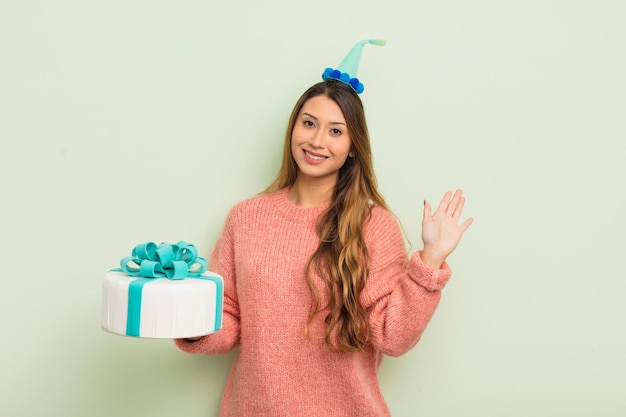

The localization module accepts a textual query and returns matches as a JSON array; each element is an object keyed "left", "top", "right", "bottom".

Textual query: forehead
[{"left": 299, "top": 95, "right": 346, "bottom": 122}]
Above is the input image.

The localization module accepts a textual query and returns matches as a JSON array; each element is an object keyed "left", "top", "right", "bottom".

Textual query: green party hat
[{"left": 322, "top": 39, "right": 386, "bottom": 94}]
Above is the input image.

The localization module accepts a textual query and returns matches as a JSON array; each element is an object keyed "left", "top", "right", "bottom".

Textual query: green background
[{"left": 1, "top": 0, "right": 624, "bottom": 416}]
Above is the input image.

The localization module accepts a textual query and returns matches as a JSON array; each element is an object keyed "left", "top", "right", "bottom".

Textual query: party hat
[{"left": 322, "top": 39, "right": 386, "bottom": 94}]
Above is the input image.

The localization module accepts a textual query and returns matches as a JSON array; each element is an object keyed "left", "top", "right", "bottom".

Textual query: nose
[{"left": 309, "top": 129, "right": 325, "bottom": 149}]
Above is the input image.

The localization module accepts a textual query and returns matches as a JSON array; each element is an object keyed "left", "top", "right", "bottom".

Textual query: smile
[{"left": 304, "top": 150, "right": 327, "bottom": 161}]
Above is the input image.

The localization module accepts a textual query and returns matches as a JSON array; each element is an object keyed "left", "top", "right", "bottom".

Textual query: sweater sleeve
[
  {"left": 174, "top": 210, "right": 241, "bottom": 355},
  {"left": 361, "top": 207, "right": 452, "bottom": 357}
]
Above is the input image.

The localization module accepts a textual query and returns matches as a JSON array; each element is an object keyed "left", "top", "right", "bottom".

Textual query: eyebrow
[{"left": 302, "top": 112, "right": 346, "bottom": 126}]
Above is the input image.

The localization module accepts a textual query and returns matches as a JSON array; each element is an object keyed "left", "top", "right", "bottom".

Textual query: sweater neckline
[{"left": 274, "top": 187, "right": 330, "bottom": 223}]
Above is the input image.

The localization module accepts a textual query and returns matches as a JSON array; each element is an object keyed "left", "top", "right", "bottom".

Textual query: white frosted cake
[{"left": 101, "top": 241, "right": 223, "bottom": 339}]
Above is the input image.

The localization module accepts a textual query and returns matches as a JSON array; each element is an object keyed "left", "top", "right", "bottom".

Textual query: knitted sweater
[{"left": 175, "top": 187, "right": 452, "bottom": 417}]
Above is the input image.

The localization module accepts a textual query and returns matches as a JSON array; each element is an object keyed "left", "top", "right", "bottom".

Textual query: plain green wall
[{"left": 1, "top": 0, "right": 625, "bottom": 416}]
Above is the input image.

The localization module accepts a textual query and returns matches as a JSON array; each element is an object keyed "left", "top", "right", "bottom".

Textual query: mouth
[{"left": 303, "top": 150, "right": 328, "bottom": 161}]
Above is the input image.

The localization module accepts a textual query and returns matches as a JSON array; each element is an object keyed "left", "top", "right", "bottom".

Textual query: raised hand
[{"left": 420, "top": 189, "right": 473, "bottom": 270}]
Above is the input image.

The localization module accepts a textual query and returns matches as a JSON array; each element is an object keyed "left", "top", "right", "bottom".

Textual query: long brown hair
[{"left": 265, "top": 80, "right": 388, "bottom": 352}]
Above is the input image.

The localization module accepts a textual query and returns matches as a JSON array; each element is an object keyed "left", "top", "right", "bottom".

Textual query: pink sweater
[{"left": 175, "top": 188, "right": 451, "bottom": 416}]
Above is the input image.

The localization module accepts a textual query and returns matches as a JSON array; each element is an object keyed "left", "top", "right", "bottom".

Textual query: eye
[
  {"left": 303, "top": 119, "right": 315, "bottom": 127},
  {"left": 330, "top": 128, "right": 343, "bottom": 136}
]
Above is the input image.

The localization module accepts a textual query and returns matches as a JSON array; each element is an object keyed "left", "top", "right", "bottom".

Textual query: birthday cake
[{"left": 101, "top": 241, "right": 223, "bottom": 339}]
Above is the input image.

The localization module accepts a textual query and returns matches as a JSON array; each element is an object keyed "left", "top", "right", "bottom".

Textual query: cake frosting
[{"left": 101, "top": 241, "right": 223, "bottom": 338}]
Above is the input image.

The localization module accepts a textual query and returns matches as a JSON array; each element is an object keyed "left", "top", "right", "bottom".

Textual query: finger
[
  {"left": 451, "top": 196, "right": 466, "bottom": 220},
  {"left": 435, "top": 190, "right": 453, "bottom": 214},
  {"left": 423, "top": 199, "right": 432, "bottom": 220},
  {"left": 459, "top": 217, "right": 473, "bottom": 232},
  {"left": 446, "top": 189, "right": 463, "bottom": 215}
]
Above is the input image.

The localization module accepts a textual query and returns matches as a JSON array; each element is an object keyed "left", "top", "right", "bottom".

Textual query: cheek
[
  {"left": 289, "top": 134, "right": 301, "bottom": 160},
  {"left": 291, "top": 124, "right": 306, "bottom": 141},
  {"left": 332, "top": 140, "right": 352, "bottom": 158}
]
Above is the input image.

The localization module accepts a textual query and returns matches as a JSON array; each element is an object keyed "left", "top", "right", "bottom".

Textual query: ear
[{"left": 349, "top": 148, "right": 354, "bottom": 158}]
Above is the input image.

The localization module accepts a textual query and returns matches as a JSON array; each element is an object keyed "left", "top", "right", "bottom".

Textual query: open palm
[{"left": 421, "top": 189, "right": 473, "bottom": 269}]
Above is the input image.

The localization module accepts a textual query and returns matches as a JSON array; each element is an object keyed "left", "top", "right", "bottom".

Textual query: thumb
[{"left": 423, "top": 199, "right": 432, "bottom": 220}]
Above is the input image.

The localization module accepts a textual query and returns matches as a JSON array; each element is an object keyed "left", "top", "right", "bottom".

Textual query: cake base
[{"left": 101, "top": 270, "right": 223, "bottom": 339}]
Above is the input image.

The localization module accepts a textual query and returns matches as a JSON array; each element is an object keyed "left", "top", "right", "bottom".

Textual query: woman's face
[{"left": 290, "top": 95, "right": 353, "bottom": 185}]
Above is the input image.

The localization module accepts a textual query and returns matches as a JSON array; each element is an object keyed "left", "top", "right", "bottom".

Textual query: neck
[{"left": 288, "top": 177, "right": 336, "bottom": 208}]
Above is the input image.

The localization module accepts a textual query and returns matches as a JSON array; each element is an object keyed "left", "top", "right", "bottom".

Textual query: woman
[{"left": 175, "top": 79, "right": 472, "bottom": 416}]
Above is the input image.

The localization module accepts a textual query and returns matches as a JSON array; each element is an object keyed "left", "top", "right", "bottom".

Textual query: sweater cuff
[{"left": 408, "top": 250, "right": 452, "bottom": 291}]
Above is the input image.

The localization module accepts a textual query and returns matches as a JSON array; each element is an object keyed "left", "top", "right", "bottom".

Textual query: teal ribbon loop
[{"left": 120, "top": 241, "right": 207, "bottom": 280}]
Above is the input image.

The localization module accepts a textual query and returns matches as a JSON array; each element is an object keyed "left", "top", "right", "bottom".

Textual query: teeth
[{"left": 305, "top": 150, "right": 326, "bottom": 161}]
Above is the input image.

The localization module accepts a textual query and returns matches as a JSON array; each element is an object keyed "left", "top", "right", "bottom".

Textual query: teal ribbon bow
[{"left": 120, "top": 241, "right": 207, "bottom": 280}]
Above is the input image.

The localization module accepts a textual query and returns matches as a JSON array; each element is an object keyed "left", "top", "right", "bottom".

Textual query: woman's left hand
[{"left": 420, "top": 189, "right": 473, "bottom": 270}]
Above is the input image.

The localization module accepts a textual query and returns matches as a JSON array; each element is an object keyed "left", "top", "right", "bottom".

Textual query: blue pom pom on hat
[{"left": 322, "top": 39, "right": 386, "bottom": 94}]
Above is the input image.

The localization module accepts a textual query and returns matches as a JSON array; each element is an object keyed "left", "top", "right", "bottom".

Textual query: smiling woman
[{"left": 173, "top": 40, "right": 472, "bottom": 417}]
